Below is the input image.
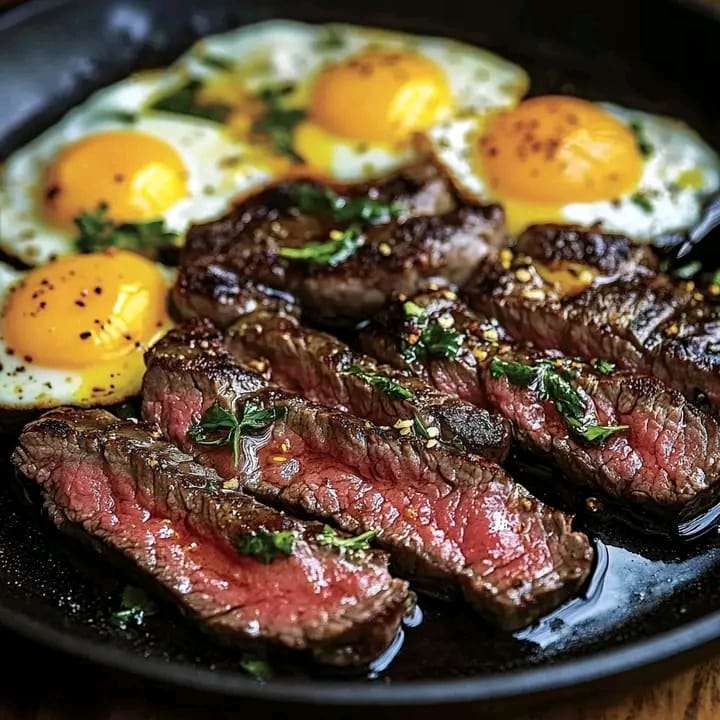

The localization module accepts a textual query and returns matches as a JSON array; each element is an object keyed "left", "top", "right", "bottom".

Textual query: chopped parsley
[
  {"left": 314, "top": 27, "right": 346, "bottom": 51},
  {"left": 629, "top": 120, "right": 654, "bottom": 158},
  {"left": 240, "top": 655, "right": 273, "bottom": 682},
  {"left": 591, "top": 358, "right": 616, "bottom": 375},
  {"left": 111, "top": 586, "right": 157, "bottom": 630},
  {"left": 317, "top": 525, "right": 377, "bottom": 552},
  {"left": 490, "top": 356, "right": 628, "bottom": 444},
  {"left": 346, "top": 364, "right": 415, "bottom": 401},
  {"left": 152, "top": 79, "right": 232, "bottom": 122},
  {"left": 630, "top": 191, "right": 654, "bottom": 214},
  {"left": 197, "top": 54, "right": 234, "bottom": 71},
  {"left": 74, "top": 203, "right": 178, "bottom": 255},
  {"left": 252, "top": 85, "right": 306, "bottom": 162},
  {"left": 279, "top": 225, "right": 361, "bottom": 266},
  {"left": 234, "top": 530, "right": 296, "bottom": 564},
  {"left": 400, "top": 303, "right": 465, "bottom": 363},
  {"left": 188, "top": 402, "right": 285, "bottom": 466},
  {"left": 288, "top": 183, "right": 400, "bottom": 224}
]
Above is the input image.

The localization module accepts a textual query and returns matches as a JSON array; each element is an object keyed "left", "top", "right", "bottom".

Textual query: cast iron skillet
[{"left": 1, "top": 0, "right": 720, "bottom": 711}]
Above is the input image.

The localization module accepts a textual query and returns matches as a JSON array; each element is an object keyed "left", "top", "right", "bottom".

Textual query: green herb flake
[
  {"left": 252, "top": 84, "right": 306, "bottom": 161},
  {"left": 188, "top": 401, "right": 285, "bottom": 465},
  {"left": 279, "top": 225, "right": 361, "bottom": 266},
  {"left": 490, "top": 356, "right": 627, "bottom": 444},
  {"left": 712, "top": 269, "right": 720, "bottom": 289},
  {"left": 152, "top": 79, "right": 232, "bottom": 122},
  {"left": 198, "top": 54, "right": 234, "bottom": 71},
  {"left": 630, "top": 191, "right": 653, "bottom": 214},
  {"left": 289, "top": 183, "right": 400, "bottom": 224},
  {"left": 401, "top": 310, "right": 465, "bottom": 363},
  {"left": 412, "top": 413, "right": 431, "bottom": 440},
  {"left": 591, "top": 358, "right": 616, "bottom": 375},
  {"left": 346, "top": 364, "right": 415, "bottom": 401},
  {"left": 111, "top": 585, "right": 157, "bottom": 630},
  {"left": 234, "top": 530, "right": 296, "bottom": 564},
  {"left": 629, "top": 120, "right": 654, "bottom": 158},
  {"left": 402, "top": 300, "right": 426, "bottom": 318},
  {"left": 314, "top": 27, "right": 346, "bottom": 51},
  {"left": 672, "top": 260, "right": 702, "bottom": 280},
  {"left": 317, "top": 525, "right": 377, "bottom": 552},
  {"left": 74, "top": 203, "right": 179, "bottom": 256},
  {"left": 240, "top": 655, "right": 273, "bottom": 682}
]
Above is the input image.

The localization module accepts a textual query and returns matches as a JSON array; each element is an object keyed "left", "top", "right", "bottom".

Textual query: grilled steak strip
[
  {"left": 463, "top": 223, "right": 720, "bottom": 409},
  {"left": 224, "top": 309, "right": 511, "bottom": 462},
  {"left": 142, "top": 322, "right": 593, "bottom": 630},
  {"left": 361, "top": 290, "right": 720, "bottom": 521},
  {"left": 174, "top": 163, "right": 505, "bottom": 326},
  {"left": 13, "top": 408, "right": 408, "bottom": 666}
]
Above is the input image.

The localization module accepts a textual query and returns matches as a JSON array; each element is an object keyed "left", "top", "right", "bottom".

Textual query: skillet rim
[{"left": 1, "top": 0, "right": 720, "bottom": 706}]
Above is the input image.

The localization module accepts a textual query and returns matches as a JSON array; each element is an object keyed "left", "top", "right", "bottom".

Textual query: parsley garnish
[
  {"left": 412, "top": 413, "right": 431, "bottom": 440},
  {"left": 240, "top": 655, "right": 273, "bottom": 682},
  {"left": 346, "top": 364, "right": 415, "bottom": 401},
  {"left": 188, "top": 402, "right": 285, "bottom": 466},
  {"left": 152, "top": 79, "right": 232, "bottom": 122},
  {"left": 111, "top": 586, "right": 157, "bottom": 630},
  {"left": 400, "top": 303, "right": 465, "bottom": 363},
  {"left": 198, "top": 54, "right": 234, "bottom": 71},
  {"left": 252, "top": 85, "right": 306, "bottom": 162},
  {"left": 630, "top": 191, "right": 653, "bottom": 213},
  {"left": 591, "top": 358, "right": 616, "bottom": 375},
  {"left": 490, "top": 356, "right": 628, "bottom": 444},
  {"left": 629, "top": 120, "right": 654, "bottom": 158},
  {"left": 74, "top": 203, "right": 178, "bottom": 255},
  {"left": 289, "top": 183, "right": 400, "bottom": 224},
  {"left": 279, "top": 225, "right": 361, "bottom": 266},
  {"left": 234, "top": 530, "right": 296, "bottom": 564},
  {"left": 314, "top": 27, "right": 346, "bottom": 51},
  {"left": 317, "top": 525, "right": 377, "bottom": 552}
]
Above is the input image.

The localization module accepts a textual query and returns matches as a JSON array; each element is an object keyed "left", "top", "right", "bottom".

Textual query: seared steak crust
[
  {"left": 225, "top": 309, "right": 511, "bottom": 462},
  {"left": 13, "top": 409, "right": 408, "bottom": 665},
  {"left": 361, "top": 291, "right": 720, "bottom": 521},
  {"left": 174, "top": 164, "right": 505, "bottom": 325},
  {"left": 142, "top": 322, "right": 593, "bottom": 630},
  {"left": 464, "top": 223, "right": 720, "bottom": 408}
]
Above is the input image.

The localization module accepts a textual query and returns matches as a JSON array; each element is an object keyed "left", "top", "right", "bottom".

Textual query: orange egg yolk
[
  {"left": 308, "top": 49, "right": 452, "bottom": 144},
  {"left": 3, "top": 250, "right": 169, "bottom": 368},
  {"left": 478, "top": 96, "right": 643, "bottom": 204},
  {"left": 43, "top": 131, "right": 187, "bottom": 227}
]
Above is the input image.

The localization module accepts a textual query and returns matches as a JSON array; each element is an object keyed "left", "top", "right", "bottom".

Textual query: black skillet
[{"left": 1, "top": 0, "right": 720, "bottom": 713}]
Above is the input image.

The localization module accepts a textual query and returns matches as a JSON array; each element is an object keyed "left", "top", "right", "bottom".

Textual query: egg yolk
[
  {"left": 478, "top": 96, "right": 643, "bottom": 204},
  {"left": 3, "top": 250, "right": 168, "bottom": 368},
  {"left": 44, "top": 131, "right": 187, "bottom": 227},
  {"left": 308, "top": 49, "right": 452, "bottom": 144}
]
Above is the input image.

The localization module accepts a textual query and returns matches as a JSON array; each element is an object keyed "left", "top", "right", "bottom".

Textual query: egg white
[
  {"left": 0, "top": 73, "right": 272, "bottom": 266},
  {"left": 0, "top": 261, "right": 173, "bottom": 410},
  {"left": 425, "top": 103, "right": 720, "bottom": 242},
  {"left": 162, "top": 20, "right": 530, "bottom": 181}
]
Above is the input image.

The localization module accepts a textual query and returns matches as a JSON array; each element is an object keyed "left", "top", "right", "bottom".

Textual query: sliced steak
[
  {"left": 142, "top": 322, "right": 593, "bottom": 630},
  {"left": 463, "top": 223, "right": 720, "bottom": 409},
  {"left": 174, "top": 163, "right": 505, "bottom": 326},
  {"left": 361, "top": 291, "right": 720, "bottom": 523},
  {"left": 224, "top": 309, "right": 511, "bottom": 462},
  {"left": 13, "top": 408, "right": 408, "bottom": 665}
]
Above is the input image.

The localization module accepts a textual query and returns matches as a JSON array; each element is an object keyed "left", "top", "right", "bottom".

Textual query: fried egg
[
  {"left": 174, "top": 20, "right": 529, "bottom": 181},
  {"left": 0, "top": 250, "right": 172, "bottom": 409},
  {"left": 426, "top": 95, "right": 720, "bottom": 240},
  {"left": 0, "top": 73, "right": 272, "bottom": 265}
]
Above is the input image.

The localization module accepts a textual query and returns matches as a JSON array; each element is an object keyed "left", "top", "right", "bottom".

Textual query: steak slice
[
  {"left": 142, "top": 322, "right": 593, "bottom": 630},
  {"left": 361, "top": 291, "right": 720, "bottom": 524},
  {"left": 224, "top": 309, "right": 511, "bottom": 462},
  {"left": 13, "top": 408, "right": 408, "bottom": 666},
  {"left": 463, "top": 223, "right": 720, "bottom": 409},
  {"left": 174, "top": 163, "right": 505, "bottom": 326}
]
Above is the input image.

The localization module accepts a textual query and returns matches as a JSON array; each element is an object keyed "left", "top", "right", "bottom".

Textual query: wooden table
[{"left": 1, "top": 625, "right": 718, "bottom": 719}]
